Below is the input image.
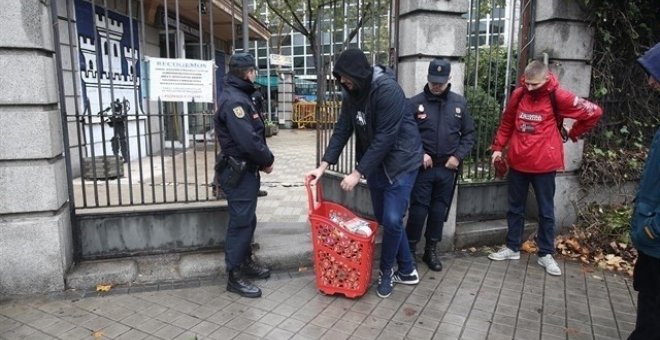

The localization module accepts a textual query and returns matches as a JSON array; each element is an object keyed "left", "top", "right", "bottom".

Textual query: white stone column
[
  {"left": 396, "top": 0, "right": 469, "bottom": 251},
  {"left": 0, "top": 0, "right": 73, "bottom": 294}
]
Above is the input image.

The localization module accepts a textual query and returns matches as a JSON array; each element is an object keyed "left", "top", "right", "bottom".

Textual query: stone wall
[{"left": 0, "top": 0, "right": 73, "bottom": 295}]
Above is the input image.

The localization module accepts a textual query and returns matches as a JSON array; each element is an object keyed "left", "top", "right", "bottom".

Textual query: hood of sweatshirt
[
  {"left": 638, "top": 42, "right": 660, "bottom": 82},
  {"left": 333, "top": 48, "right": 373, "bottom": 102}
]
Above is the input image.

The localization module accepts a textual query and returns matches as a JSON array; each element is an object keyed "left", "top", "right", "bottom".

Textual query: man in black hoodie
[
  {"left": 215, "top": 53, "right": 274, "bottom": 298},
  {"left": 306, "top": 48, "right": 424, "bottom": 298}
]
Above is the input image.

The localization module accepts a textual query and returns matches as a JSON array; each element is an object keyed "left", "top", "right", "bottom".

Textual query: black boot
[
  {"left": 242, "top": 257, "right": 271, "bottom": 279},
  {"left": 409, "top": 241, "right": 417, "bottom": 259},
  {"left": 423, "top": 241, "right": 443, "bottom": 272},
  {"left": 227, "top": 270, "right": 262, "bottom": 298}
]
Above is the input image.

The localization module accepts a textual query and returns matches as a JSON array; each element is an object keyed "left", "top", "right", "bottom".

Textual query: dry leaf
[
  {"left": 521, "top": 240, "right": 537, "bottom": 253},
  {"left": 468, "top": 247, "right": 477, "bottom": 253},
  {"left": 298, "top": 266, "right": 308, "bottom": 272},
  {"left": 96, "top": 284, "right": 112, "bottom": 293},
  {"left": 92, "top": 330, "right": 104, "bottom": 338}
]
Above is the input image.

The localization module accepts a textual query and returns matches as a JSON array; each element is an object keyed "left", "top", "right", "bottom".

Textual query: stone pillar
[
  {"left": 529, "top": 0, "right": 595, "bottom": 229},
  {"left": 396, "top": 0, "right": 469, "bottom": 251},
  {"left": 277, "top": 70, "right": 294, "bottom": 128},
  {"left": 0, "top": 0, "right": 73, "bottom": 294}
]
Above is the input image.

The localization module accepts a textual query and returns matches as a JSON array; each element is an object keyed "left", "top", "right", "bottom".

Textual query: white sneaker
[
  {"left": 488, "top": 247, "right": 520, "bottom": 261},
  {"left": 537, "top": 255, "right": 562, "bottom": 276}
]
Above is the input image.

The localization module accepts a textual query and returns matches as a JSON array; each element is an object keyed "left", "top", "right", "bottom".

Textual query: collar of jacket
[
  {"left": 521, "top": 72, "right": 559, "bottom": 98},
  {"left": 423, "top": 83, "right": 452, "bottom": 101},
  {"left": 226, "top": 73, "right": 257, "bottom": 95}
]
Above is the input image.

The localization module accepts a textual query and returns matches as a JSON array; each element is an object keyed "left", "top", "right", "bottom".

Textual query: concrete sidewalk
[
  {"left": 1, "top": 129, "right": 638, "bottom": 339},
  {"left": 1, "top": 254, "right": 635, "bottom": 340}
]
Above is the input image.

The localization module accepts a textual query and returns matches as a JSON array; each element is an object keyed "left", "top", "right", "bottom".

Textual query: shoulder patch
[{"left": 233, "top": 106, "right": 245, "bottom": 118}]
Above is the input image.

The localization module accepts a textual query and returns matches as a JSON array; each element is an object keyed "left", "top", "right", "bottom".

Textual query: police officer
[
  {"left": 214, "top": 53, "right": 274, "bottom": 298},
  {"left": 406, "top": 59, "right": 475, "bottom": 271}
]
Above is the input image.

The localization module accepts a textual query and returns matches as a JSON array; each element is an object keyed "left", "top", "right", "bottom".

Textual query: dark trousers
[
  {"left": 366, "top": 168, "right": 417, "bottom": 274},
  {"left": 219, "top": 167, "right": 259, "bottom": 272},
  {"left": 406, "top": 166, "right": 456, "bottom": 244},
  {"left": 111, "top": 122, "right": 128, "bottom": 160},
  {"left": 628, "top": 251, "right": 660, "bottom": 340},
  {"left": 506, "top": 168, "right": 556, "bottom": 256}
]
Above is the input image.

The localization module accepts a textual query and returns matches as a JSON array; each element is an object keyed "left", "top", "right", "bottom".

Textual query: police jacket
[
  {"left": 409, "top": 84, "right": 475, "bottom": 163},
  {"left": 491, "top": 73, "right": 602, "bottom": 173},
  {"left": 323, "top": 61, "right": 423, "bottom": 181},
  {"left": 214, "top": 73, "right": 274, "bottom": 168}
]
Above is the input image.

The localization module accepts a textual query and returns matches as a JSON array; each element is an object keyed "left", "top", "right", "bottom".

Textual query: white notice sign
[
  {"left": 270, "top": 54, "right": 292, "bottom": 67},
  {"left": 147, "top": 57, "right": 214, "bottom": 103}
]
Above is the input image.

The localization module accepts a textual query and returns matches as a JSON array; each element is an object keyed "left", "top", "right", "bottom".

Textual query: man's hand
[
  {"left": 423, "top": 153, "right": 433, "bottom": 169},
  {"left": 340, "top": 170, "right": 361, "bottom": 192},
  {"left": 491, "top": 151, "right": 502, "bottom": 166},
  {"left": 445, "top": 156, "right": 460, "bottom": 170},
  {"left": 305, "top": 162, "right": 329, "bottom": 185},
  {"left": 262, "top": 165, "right": 274, "bottom": 174}
]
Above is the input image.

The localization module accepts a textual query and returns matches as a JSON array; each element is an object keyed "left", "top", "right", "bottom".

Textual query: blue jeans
[
  {"left": 506, "top": 168, "right": 556, "bottom": 256},
  {"left": 407, "top": 166, "right": 456, "bottom": 243},
  {"left": 366, "top": 168, "right": 418, "bottom": 274}
]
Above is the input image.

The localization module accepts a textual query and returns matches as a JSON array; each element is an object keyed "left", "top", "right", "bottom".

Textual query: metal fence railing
[{"left": 55, "top": 0, "right": 237, "bottom": 210}]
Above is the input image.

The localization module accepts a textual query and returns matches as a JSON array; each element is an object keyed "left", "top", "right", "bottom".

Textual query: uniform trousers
[
  {"left": 219, "top": 166, "right": 260, "bottom": 272},
  {"left": 407, "top": 165, "right": 456, "bottom": 244}
]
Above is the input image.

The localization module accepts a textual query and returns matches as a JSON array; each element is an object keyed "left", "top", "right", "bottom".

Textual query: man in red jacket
[{"left": 487, "top": 60, "right": 603, "bottom": 276}]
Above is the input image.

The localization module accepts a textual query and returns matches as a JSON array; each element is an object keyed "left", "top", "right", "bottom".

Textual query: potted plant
[{"left": 264, "top": 119, "right": 278, "bottom": 137}]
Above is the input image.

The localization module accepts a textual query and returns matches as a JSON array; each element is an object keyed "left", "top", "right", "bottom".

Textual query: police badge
[{"left": 233, "top": 106, "right": 245, "bottom": 118}]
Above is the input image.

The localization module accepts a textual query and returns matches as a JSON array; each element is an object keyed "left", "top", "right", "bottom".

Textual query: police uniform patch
[
  {"left": 454, "top": 107, "right": 462, "bottom": 118},
  {"left": 252, "top": 113, "right": 259, "bottom": 119},
  {"left": 233, "top": 106, "right": 245, "bottom": 118}
]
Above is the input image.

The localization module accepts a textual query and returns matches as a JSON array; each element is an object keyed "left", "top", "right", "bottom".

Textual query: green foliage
[
  {"left": 579, "top": 144, "right": 649, "bottom": 186},
  {"left": 464, "top": 46, "right": 515, "bottom": 106},
  {"left": 465, "top": 87, "right": 501, "bottom": 158},
  {"left": 583, "top": 0, "right": 660, "bottom": 151},
  {"left": 577, "top": 203, "right": 633, "bottom": 245}
]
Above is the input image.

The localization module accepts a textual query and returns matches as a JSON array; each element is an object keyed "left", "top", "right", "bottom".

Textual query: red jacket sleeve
[
  {"left": 491, "top": 87, "right": 524, "bottom": 151},
  {"left": 554, "top": 88, "right": 603, "bottom": 141}
]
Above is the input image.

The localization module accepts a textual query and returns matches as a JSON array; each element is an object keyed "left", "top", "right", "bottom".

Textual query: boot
[
  {"left": 409, "top": 241, "right": 417, "bottom": 260},
  {"left": 423, "top": 241, "right": 443, "bottom": 272},
  {"left": 242, "top": 256, "right": 271, "bottom": 279},
  {"left": 227, "top": 270, "right": 262, "bottom": 298}
]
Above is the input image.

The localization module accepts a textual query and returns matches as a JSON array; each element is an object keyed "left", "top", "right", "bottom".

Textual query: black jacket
[
  {"left": 324, "top": 50, "right": 422, "bottom": 181},
  {"left": 409, "top": 84, "right": 475, "bottom": 162},
  {"left": 214, "top": 73, "right": 274, "bottom": 167}
]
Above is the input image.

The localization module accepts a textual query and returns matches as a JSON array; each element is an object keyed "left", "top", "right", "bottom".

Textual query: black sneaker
[
  {"left": 377, "top": 269, "right": 394, "bottom": 298},
  {"left": 393, "top": 268, "right": 419, "bottom": 285}
]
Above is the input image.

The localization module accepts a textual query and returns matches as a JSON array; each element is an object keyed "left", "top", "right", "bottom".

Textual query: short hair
[{"left": 524, "top": 60, "right": 548, "bottom": 80}]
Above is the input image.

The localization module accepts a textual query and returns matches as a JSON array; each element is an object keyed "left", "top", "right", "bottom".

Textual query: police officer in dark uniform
[
  {"left": 214, "top": 53, "right": 274, "bottom": 298},
  {"left": 406, "top": 59, "right": 475, "bottom": 271}
]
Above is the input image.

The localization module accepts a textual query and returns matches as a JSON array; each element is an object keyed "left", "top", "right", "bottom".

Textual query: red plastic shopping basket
[{"left": 305, "top": 176, "right": 378, "bottom": 298}]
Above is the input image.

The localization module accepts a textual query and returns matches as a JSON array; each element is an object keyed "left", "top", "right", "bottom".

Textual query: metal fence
[
  {"left": 54, "top": 0, "right": 248, "bottom": 210},
  {"left": 317, "top": 0, "right": 520, "bottom": 183}
]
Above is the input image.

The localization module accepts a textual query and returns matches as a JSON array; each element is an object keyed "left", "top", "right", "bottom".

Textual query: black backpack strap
[{"left": 550, "top": 91, "right": 568, "bottom": 142}]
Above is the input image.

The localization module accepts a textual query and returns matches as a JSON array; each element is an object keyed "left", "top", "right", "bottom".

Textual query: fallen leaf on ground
[
  {"left": 92, "top": 330, "right": 104, "bottom": 338},
  {"left": 96, "top": 284, "right": 112, "bottom": 293}
]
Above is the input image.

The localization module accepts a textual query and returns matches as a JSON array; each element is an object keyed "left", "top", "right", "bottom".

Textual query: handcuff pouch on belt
[{"left": 215, "top": 154, "right": 247, "bottom": 187}]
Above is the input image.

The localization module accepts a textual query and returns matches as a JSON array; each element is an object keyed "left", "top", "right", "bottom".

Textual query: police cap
[
  {"left": 428, "top": 59, "right": 451, "bottom": 84},
  {"left": 229, "top": 53, "right": 255, "bottom": 69}
]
